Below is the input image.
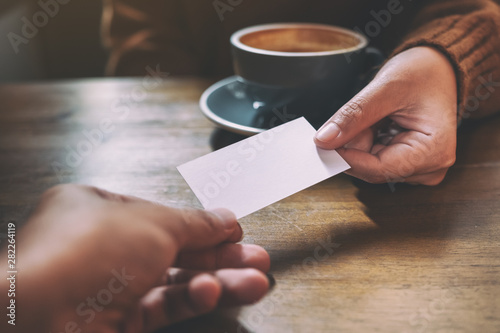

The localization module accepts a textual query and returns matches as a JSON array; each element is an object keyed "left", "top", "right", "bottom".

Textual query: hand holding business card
[{"left": 178, "top": 117, "right": 350, "bottom": 218}]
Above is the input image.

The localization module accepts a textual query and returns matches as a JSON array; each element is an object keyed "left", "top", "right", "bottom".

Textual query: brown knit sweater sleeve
[
  {"left": 392, "top": 0, "right": 500, "bottom": 119},
  {"left": 102, "top": 0, "right": 202, "bottom": 76}
]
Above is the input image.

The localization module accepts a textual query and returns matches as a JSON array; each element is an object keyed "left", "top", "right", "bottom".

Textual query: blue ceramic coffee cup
[{"left": 231, "top": 23, "right": 383, "bottom": 126}]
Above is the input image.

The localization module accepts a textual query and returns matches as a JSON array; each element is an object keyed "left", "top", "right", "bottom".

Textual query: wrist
[
  {"left": 407, "top": 46, "right": 457, "bottom": 90},
  {"left": 382, "top": 46, "right": 458, "bottom": 112}
]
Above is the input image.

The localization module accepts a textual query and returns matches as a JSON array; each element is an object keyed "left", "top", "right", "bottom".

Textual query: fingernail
[
  {"left": 266, "top": 273, "right": 276, "bottom": 290},
  {"left": 237, "top": 223, "right": 244, "bottom": 242},
  {"left": 209, "top": 208, "right": 237, "bottom": 230},
  {"left": 315, "top": 122, "right": 341, "bottom": 142}
]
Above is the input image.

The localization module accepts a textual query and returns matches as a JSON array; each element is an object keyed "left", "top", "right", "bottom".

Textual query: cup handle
[
  {"left": 365, "top": 47, "right": 386, "bottom": 71},
  {"left": 349, "top": 47, "right": 386, "bottom": 97}
]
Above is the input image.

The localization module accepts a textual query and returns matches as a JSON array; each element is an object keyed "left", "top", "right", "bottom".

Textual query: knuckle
[
  {"left": 422, "top": 173, "right": 446, "bottom": 186},
  {"left": 88, "top": 186, "right": 113, "bottom": 199},
  {"left": 182, "top": 209, "right": 220, "bottom": 233},
  {"left": 40, "top": 184, "right": 81, "bottom": 201},
  {"left": 337, "top": 97, "right": 368, "bottom": 127},
  {"left": 84, "top": 186, "right": 135, "bottom": 203},
  {"left": 443, "top": 153, "right": 456, "bottom": 169}
]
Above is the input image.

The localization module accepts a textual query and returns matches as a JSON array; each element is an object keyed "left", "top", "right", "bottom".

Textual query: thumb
[
  {"left": 314, "top": 80, "right": 397, "bottom": 150},
  {"left": 148, "top": 206, "right": 241, "bottom": 251},
  {"left": 89, "top": 186, "right": 242, "bottom": 250}
]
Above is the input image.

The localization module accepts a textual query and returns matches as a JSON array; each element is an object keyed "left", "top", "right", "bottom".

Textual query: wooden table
[{"left": 0, "top": 78, "right": 499, "bottom": 333}]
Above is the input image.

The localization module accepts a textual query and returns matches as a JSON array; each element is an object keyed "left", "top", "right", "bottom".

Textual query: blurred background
[{"left": 0, "top": 0, "right": 106, "bottom": 82}]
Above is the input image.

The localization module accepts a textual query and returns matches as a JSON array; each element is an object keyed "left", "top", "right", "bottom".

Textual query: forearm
[{"left": 392, "top": 0, "right": 500, "bottom": 119}]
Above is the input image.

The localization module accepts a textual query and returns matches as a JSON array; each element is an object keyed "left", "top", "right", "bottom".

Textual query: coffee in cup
[{"left": 230, "top": 23, "right": 383, "bottom": 127}]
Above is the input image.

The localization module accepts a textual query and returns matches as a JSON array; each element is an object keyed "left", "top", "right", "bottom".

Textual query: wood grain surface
[{"left": 0, "top": 78, "right": 499, "bottom": 333}]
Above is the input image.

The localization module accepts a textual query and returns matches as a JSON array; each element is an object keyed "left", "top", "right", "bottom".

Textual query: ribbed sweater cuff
[{"left": 391, "top": 11, "right": 499, "bottom": 118}]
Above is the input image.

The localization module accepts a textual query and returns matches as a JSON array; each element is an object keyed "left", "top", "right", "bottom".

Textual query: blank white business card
[{"left": 177, "top": 117, "right": 350, "bottom": 218}]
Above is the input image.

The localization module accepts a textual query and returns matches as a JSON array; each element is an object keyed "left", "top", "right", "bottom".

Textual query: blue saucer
[
  {"left": 200, "top": 76, "right": 279, "bottom": 136},
  {"left": 200, "top": 76, "right": 351, "bottom": 136}
]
